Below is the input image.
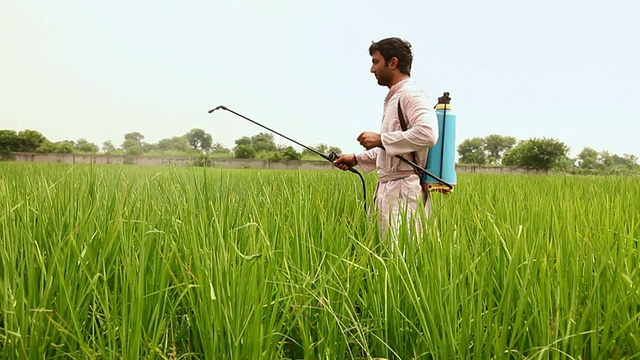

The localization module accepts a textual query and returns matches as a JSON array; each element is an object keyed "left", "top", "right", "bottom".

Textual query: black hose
[{"left": 355, "top": 170, "right": 367, "bottom": 214}]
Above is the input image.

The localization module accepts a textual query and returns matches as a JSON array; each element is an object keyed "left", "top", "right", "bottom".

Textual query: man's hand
[
  {"left": 333, "top": 154, "right": 357, "bottom": 171},
  {"left": 357, "top": 132, "right": 382, "bottom": 150}
]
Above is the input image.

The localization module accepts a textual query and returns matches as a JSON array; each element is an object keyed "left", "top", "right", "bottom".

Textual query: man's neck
[{"left": 387, "top": 74, "right": 411, "bottom": 88}]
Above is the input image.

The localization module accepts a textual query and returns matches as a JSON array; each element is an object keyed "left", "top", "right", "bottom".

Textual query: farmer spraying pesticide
[
  {"left": 209, "top": 36, "right": 456, "bottom": 244},
  {"left": 334, "top": 37, "right": 455, "bottom": 241}
]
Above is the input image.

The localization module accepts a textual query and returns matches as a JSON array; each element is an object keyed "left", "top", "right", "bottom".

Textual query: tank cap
[{"left": 437, "top": 92, "right": 451, "bottom": 105}]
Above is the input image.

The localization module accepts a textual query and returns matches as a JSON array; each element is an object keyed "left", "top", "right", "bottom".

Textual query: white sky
[{"left": 1, "top": 0, "right": 639, "bottom": 158}]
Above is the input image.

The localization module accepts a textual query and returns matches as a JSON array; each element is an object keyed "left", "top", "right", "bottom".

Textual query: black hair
[{"left": 368, "top": 37, "right": 413, "bottom": 75}]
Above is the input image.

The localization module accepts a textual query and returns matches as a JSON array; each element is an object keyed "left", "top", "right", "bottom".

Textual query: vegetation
[
  {"left": 0, "top": 129, "right": 343, "bottom": 163},
  {"left": 1, "top": 163, "right": 639, "bottom": 358},
  {"left": 457, "top": 134, "right": 639, "bottom": 174},
  {"left": 501, "top": 137, "right": 570, "bottom": 169},
  {"left": 2, "top": 128, "right": 638, "bottom": 174}
]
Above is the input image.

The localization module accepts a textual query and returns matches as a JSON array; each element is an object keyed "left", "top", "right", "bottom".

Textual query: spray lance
[{"left": 208, "top": 105, "right": 368, "bottom": 212}]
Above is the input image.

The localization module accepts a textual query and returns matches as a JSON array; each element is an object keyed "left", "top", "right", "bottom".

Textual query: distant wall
[
  {"left": 9, "top": 152, "right": 551, "bottom": 175},
  {"left": 455, "top": 164, "right": 550, "bottom": 175},
  {"left": 9, "top": 153, "right": 336, "bottom": 170}
]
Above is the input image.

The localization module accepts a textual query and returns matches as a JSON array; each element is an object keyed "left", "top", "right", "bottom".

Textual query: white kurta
[{"left": 355, "top": 79, "right": 439, "bottom": 240}]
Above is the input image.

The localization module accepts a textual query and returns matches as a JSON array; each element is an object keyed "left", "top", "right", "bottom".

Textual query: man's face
[{"left": 370, "top": 50, "right": 392, "bottom": 87}]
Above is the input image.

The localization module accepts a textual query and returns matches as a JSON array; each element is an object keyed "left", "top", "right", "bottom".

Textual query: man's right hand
[{"left": 333, "top": 154, "right": 358, "bottom": 171}]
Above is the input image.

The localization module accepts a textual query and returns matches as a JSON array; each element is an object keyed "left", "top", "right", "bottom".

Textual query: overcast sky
[{"left": 2, "top": 0, "right": 639, "bottom": 158}]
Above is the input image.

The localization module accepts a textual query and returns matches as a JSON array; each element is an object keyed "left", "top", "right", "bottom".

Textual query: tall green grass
[{"left": 0, "top": 163, "right": 638, "bottom": 359}]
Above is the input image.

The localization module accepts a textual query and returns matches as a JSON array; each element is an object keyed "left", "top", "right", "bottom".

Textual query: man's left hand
[{"left": 357, "top": 132, "right": 382, "bottom": 150}]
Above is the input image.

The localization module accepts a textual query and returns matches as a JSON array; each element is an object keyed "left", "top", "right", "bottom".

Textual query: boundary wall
[{"left": 9, "top": 152, "right": 551, "bottom": 175}]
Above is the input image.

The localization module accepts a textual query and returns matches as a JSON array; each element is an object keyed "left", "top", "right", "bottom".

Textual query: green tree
[
  {"left": 599, "top": 151, "right": 633, "bottom": 168},
  {"left": 623, "top": 153, "right": 639, "bottom": 166},
  {"left": 502, "top": 142, "right": 527, "bottom": 167},
  {"left": 315, "top": 144, "right": 329, "bottom": 154},
  {"left": 281, "top": 146, "right": 302, "bottom": 160},
  {"left": 0, "top": 130, "right": 18, "bottom": 153},
  {"left": 102, "top": 140, "right": 116, "bottom": 154},
  {"left": 16, "top": 130, "right": 47, "bottom": 152},
  {"left": 185, "top": 128, "right": 213, "bottom": 152},
  {"left": 74, "top": 138, "right": 99, "bottom": 153},
  {"left": 483, "top": 134, "right": 516, "bottom": 164},
  {"left": 211, "top": 142, "right": 231, "bottom": 154},
  {"left": 302, "top": 144, "right": 342, "bottom": 158},
  {"left": 54, "top": 141, "right": 75, "bottom": 153},
  {"left": 234, "top": 145, "right": 256, "bottom": 159},
  {"left": 327, "top": 146, "right": 342, "bottom": 155},
  {"left": 142, "top": 142, "right": 157, "bottom": 153},
  {"left": 121, "top": 132, "right": 144, "bottom": 156},
  {"left": 457, "top": 137, "right": 487, "bottom": 165},
  {"left": 35, "top": 140, "right": 55, "bottom": 153},
  {"left": 503, "top": 138, "right": 570, "bottom": 169},
  {"left": 37, "top": 140, "right": 74, "bottom": 153},
  {"left": 576, "top": 147, "right": 601, "bottom": 170},
  {"left": 250, "top": 132, "right": 277, "bottom": 153},
  {"left": 157, "top": 136, "right": 190, "bottom": 153},
  {"left": 234, "top": 137, "right": 252, "bottom": 147}
]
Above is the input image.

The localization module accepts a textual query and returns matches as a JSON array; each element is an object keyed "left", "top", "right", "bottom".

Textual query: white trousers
[{"left": 373, "top": 174, "right": 432, "bottom": 247}]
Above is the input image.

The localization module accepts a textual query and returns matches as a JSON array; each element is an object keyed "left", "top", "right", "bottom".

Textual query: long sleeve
[
  {"left": 354, "top": 79, "right": 438, "bottom": 181},
  {"left": 380, "top": 89, "right": 439, "bottom": 156},
  {"left": 355, "top": 147, "right": 380, "bottom": 173}
]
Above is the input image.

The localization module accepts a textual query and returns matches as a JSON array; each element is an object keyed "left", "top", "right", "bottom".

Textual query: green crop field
[{"left": 1, "top": 162, "right": 639, "bottom": 359}]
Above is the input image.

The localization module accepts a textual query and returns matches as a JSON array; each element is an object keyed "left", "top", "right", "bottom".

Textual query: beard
[{"left": 376, "top": 73, "right": 391, "bottom": 86}]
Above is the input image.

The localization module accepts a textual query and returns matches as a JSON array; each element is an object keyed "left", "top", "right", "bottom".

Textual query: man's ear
[{"left": 389, "top": 57, "right": 399, "bottom": 70}]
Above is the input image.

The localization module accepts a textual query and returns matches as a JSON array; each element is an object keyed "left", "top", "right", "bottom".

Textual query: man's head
[{"left": 368, "top": 37, "right": 413, "bottom": 87}]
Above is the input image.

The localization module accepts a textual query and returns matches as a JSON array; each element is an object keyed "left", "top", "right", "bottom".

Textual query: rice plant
[{"left": 0, "top": 163, "right": 638, "bottom": 359}]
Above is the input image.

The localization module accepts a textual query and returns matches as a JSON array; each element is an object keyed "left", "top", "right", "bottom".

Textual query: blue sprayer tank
[{"left": 423, "top": 92, "right": 457, "bottom": 194}]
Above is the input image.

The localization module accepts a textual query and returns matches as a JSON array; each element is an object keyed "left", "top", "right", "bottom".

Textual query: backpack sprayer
[
  {"left": 391, "top": 92, "right": 458, "bottom": 194},
  {"left": 207, "top": 105, "right": 368, "bottom": 212},
  {"left": 426, "top": 92, "right": 458, "bottom": 193}
]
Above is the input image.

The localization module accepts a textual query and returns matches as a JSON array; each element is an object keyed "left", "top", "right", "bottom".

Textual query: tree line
[
  {"left": 2, "top": 129, "right": 638, "bottom": 174},
  {"left": 457, "top": 134, "right": 639, "bottom": 175},
  {"left": 0, "top": 129, "right": 341, "bottom": 162}
]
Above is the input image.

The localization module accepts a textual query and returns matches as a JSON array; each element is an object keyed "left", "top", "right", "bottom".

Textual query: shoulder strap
[
  {"left": 397, "top": 98, "right": 429, "bottom": 195},
  {"left": 397, "top": 99, "right": 419, "bottom": 166},
  {"left": 397, "top": 101, "right": 408, "bottom": 131}
]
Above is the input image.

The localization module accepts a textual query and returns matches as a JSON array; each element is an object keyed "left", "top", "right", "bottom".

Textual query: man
[{"left": 333, "top": 37, "right": 439, "bottom": 240}]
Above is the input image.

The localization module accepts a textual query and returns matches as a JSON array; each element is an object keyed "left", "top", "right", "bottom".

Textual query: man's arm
[
  {"left": 355, "top": 148, "right": 380, "bottom": 173},
  {"left": 333, "top": 148, "right": 380, "bottom": 173},
  {"left": 381, "top": 90, "right": 439, "bottom": 156}
]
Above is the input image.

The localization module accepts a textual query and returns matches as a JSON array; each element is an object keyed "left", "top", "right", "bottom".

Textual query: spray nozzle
[{"left": 207, "top": 105, "right": 228, "bottom": 113}]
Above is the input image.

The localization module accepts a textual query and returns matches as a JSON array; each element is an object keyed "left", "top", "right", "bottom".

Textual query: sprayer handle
[{"left": 328, "top": 151, "right": 359, "bottom": 173}]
